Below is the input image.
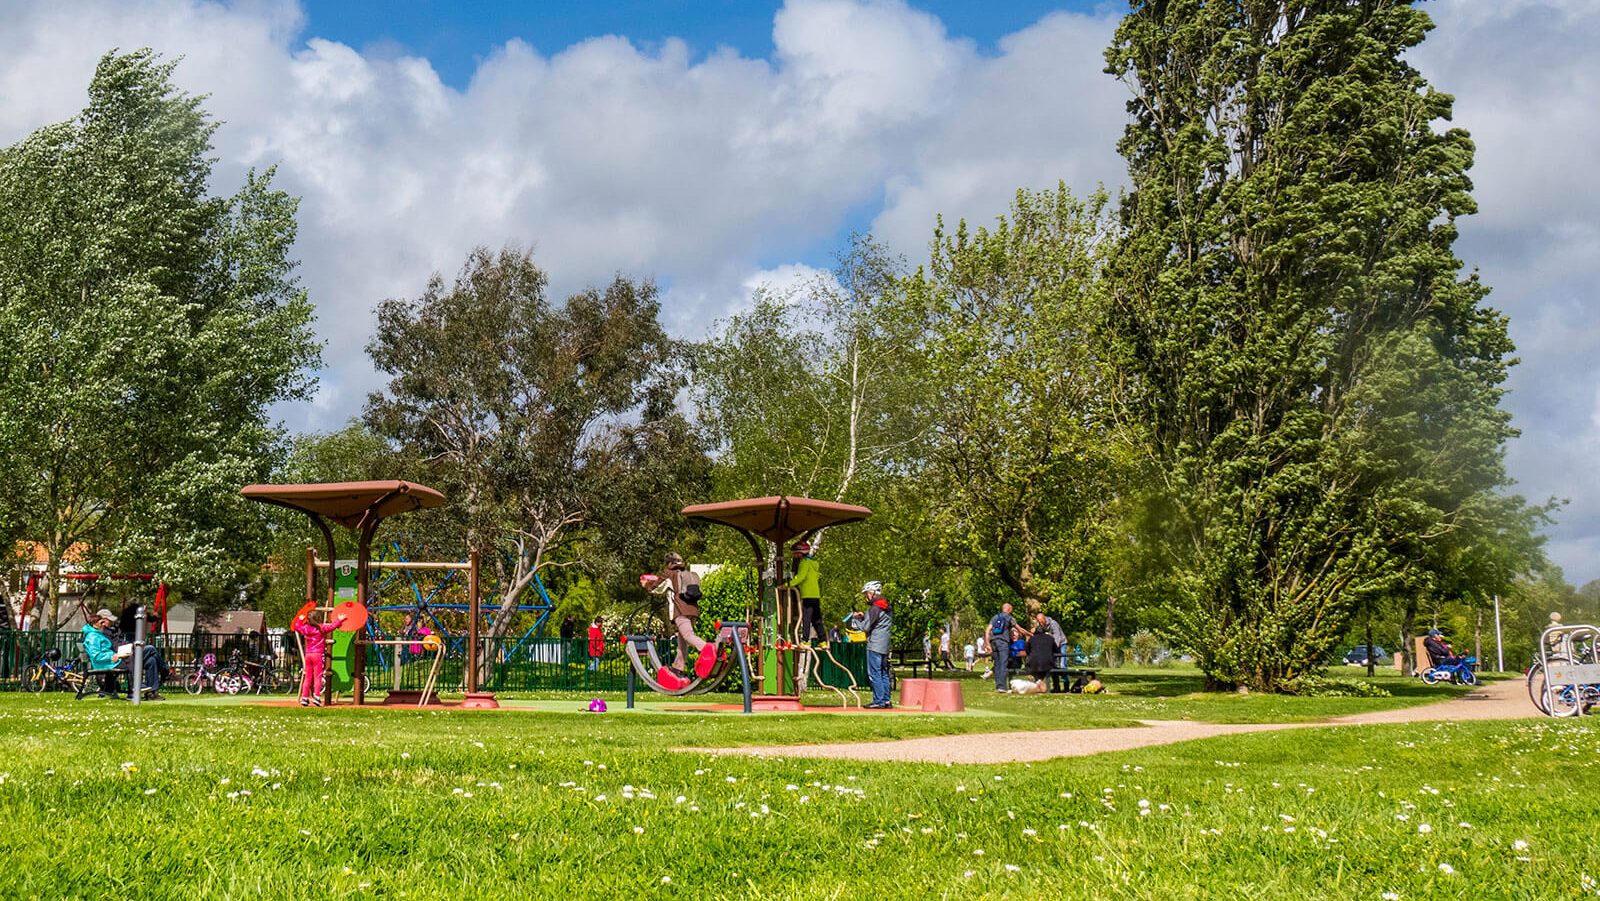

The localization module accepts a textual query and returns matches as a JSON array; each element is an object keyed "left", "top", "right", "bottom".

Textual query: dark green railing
[{"left": 0, "top": 630, "right": 870, "bottom": 695}]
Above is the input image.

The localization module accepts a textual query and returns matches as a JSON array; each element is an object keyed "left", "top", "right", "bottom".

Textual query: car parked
[{"left": 1343, "top": 645, "right": 1389, "bottom": 666}]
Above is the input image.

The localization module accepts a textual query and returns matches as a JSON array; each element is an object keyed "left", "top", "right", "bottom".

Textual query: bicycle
[
  {"left": 1420, "top": 655, "right": 1478, "bottom": 686},
  {"left": 22, "top": 649, "right": 88, "bottom": 694},
  {"left": 1529, "top": 624, "right": 1600, "bottom": 717},
  {"left": 236, "top": 652, "right": 286, "bottom": 694},
  {"left": 186, "top": 653, "right": 230, "bottom": 694}
]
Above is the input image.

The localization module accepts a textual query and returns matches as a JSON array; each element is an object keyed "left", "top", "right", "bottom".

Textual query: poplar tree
[
  {"left": 1104, "top": 1, "right": 1537, "bottom": 688},
  {"left": 0, "top": 50, "right": 319, "bottom": 625}
]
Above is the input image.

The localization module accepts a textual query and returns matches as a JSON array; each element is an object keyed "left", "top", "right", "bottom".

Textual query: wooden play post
[
  {"left": 466, "top": 550, "right": 480, "bottom": 694},
  {"left": 461, "top": 550, "right": 497, "bottom": 708}
]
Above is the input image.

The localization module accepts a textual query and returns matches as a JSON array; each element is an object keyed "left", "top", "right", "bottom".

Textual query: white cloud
[
  {"left": 1412, "top": 0, "right": 1600, "bottom": 583},
  {"left": 2, "top": 0, "right": 1598, "bottom": 581}
]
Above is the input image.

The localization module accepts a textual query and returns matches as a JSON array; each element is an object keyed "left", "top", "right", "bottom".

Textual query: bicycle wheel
[
  {"left": 22, "top": 664, "right": 46, "bottom": 693},
  {"left": 1526, "top": 664, "right": 1549, "bottom": 714},
  {"left": 186, "top": 671, "right": 206, "bottom": 695},
  {"left": 1422, "top": 669, "right": 1443, "bottom": 685},
  {"left": 1458, "top": 668, "right": 1478, "bottom": 686},
  {"left": 1529, "top": 664, "right": 1581, "bottom": 717}
]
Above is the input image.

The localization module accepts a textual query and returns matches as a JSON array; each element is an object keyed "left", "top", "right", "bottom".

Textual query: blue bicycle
[
  {"left": 1421, "top": 655, "right": 1478, "bottom": 686},
  {"left": 22, "top": 649, "right": 88, "bottom": 693}
]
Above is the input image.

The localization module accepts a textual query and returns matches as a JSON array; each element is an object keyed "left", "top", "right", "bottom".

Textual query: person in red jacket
[{"left": 587, "top": 616, "right": 605, "bottom": 671}]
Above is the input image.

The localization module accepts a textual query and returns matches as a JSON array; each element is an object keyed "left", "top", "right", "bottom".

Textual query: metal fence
[{"left": 0, "top": 630, "right": 871, "bottom": 696}]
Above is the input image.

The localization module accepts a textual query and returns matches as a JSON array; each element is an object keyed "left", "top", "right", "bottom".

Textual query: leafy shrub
[
  {"left": 1279, "top": 675, "right": 1391, "bottom": 698},
  {"left": 1129, "top": 629, "right": 1166, "bottom": 666},
  {"left": 1101, "top": 637, "right": 1126, "bottom": 668},
  {"left": 696, "top": 565, "right": 758, "bottom": 634}
]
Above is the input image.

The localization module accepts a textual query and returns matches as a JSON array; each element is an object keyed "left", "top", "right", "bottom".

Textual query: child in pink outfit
[{"left": 293, "top": 610, "right": 345, "bottom": 706}]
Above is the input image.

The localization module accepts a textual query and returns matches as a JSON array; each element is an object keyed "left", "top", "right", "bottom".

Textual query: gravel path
[{"left": 695, "top": 677, "right": 1536, "bottom": 765}]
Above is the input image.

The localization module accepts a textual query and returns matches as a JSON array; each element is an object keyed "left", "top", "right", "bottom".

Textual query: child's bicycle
[
  {"left": 22, "top": 649, "right": 88, "bottom": 693},
  {"left": 182, "top": 653, "right": 239, "bottom": 694},
  {"left": 1420, "top": 655, "right": 1478, "bottom": 686}
]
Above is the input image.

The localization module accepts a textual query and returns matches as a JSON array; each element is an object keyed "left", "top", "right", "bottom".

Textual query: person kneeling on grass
[{"left": 861, "top": 581, "right": 893, "bottom": 709}]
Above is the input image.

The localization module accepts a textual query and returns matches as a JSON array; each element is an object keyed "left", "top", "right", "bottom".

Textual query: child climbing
[
  {"left": 292, "top": 602, "right": 346, "bottom": 707},
  {"left": 786, "top": 541, "right": 825, "bottom": 644}
]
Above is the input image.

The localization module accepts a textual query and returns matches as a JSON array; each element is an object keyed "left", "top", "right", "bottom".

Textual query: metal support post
[
  {"left": 131, "top": 604, "right": 146, "bottom": 705},
  {"left": 1494, "top": 594, "right": 1504, "bottom": 674}
]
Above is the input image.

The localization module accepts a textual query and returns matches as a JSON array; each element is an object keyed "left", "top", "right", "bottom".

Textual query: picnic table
[{"left": 892, "top": 648, "right": 935, "bottom": 679}]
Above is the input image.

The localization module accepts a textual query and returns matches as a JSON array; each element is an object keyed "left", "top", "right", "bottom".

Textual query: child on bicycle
[{"left": 292, "top": 603, "right": 346, "bottom": 707}]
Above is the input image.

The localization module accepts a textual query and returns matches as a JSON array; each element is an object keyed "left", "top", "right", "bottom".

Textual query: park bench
[
  {"left": 892, "top": 648, "right": 935, "bottom": 679},
  {"left": 75, "top": 666, "right": 127, "bottom": 700}
]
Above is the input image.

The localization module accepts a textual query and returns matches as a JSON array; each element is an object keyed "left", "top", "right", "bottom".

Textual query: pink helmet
[
  {"left": 202, "top": 653, "right": 217, "bottom": 668},
  {"left": 587, "top": 698, "right": 608, "bottom": 713}
]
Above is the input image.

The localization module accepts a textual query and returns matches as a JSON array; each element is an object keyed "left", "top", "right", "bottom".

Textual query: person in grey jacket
[{"left": 861, "top": 581, "right": 893, "bottom": 708}]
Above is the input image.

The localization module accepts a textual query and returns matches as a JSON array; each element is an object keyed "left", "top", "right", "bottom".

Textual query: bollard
[{"left": 131, "top": 605, "right": 146, "bottom": 705}]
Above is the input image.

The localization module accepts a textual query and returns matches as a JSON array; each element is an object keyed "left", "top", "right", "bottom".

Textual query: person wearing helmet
[
  {"left": 860, "top": 581, "right": 893, "bottom": 708},
  {"left": 787, "top": 540, "right": 825, "bottom": 644},
  {"left": 658, "top": 552, "right": 718, "bottom": 685}
]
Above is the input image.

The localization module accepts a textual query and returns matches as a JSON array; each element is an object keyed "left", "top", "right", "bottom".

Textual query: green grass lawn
[{"left": 2, "top": 670, "right": 1592, "bottom": 900}]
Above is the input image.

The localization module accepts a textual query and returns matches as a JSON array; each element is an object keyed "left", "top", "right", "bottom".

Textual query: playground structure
[
  {"left": 619, "top": 495, "right": 872, "bottom": 712},
  {"left": 360, "top": 542, "right": 556, "bottom": 672},
  {"left": 8, "top": 572, "right": 169, "bottom": 632},
  {"left": 242, "top": 480, "right": 499, "bottom": 708}
]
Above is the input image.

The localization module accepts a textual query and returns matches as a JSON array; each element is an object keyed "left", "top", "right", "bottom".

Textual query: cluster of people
[
  {"left": 78, "top": 604, "right": 168, "bottom": 699},
  {"left": 984, "top": 603, "right": 1068, "bottom": 694}
]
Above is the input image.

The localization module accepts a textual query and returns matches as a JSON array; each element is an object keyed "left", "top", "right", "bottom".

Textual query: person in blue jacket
[{"left": 81, "top": 609, "right": 162, "bottom": 699}]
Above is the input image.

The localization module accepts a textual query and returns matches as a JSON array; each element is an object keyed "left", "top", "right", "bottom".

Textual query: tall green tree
[
  {"left": 692, "top": 236, "right": 933, "bottom": 605},
  {"left": 364, "top": 246, "right": 705, "bottom": 656},
  {"left": 910, "top": 185, "right": 1125, "bottom": 623},
  {"left": 0, "top": 50, "right": 320, "bottom": 627},
  {"left": 1104, "top": 1, "right": 1539, "bottom": 689}
]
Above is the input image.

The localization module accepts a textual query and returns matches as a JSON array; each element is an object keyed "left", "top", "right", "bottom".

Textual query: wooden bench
[{"left": 1048, "top": 667, "right": 1100, "bottom": 694}]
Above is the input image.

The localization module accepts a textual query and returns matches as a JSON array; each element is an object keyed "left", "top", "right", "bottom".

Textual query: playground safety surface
[{"left": 692, "top": 677, "right": 1538, "bottom": 764}]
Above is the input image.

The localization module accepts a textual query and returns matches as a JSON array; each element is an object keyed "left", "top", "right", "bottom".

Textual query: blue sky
[
  {"left": 300, "top": 0, "right": 1107, "bottom": 89},
  {"left": 2, "top": 0, "right": 1597, "bottom": 580}
]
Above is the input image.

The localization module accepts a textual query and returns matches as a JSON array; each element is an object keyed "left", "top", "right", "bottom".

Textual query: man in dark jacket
[
  {"left": 1423, "top": 629, "right": 1463, "bottom": 667},
  {"left": 861, "top": 581, "right": 893, "bottom": 708}
]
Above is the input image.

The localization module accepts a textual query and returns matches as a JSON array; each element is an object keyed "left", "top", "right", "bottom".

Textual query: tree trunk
[
  {"left": 1400, "top": 600, "right": 1417, "bottom": 677},
  {"left": 1102, "top": 594, "right": 1117, "bottom": 642},
  {"left": 1474, "top": 607, "right": 1482, "bottom": 664},
  {"left": 45, "top": 554, "right": 63, "bottom": 632},
  {"left": 1364, "top": 611, "right": 1375, "bottom": 678}
]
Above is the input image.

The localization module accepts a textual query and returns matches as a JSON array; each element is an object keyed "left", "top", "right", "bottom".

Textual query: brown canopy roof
[
  {"left": 681, "top": 496, "right": 871, "bottom": 543},
  {"left": 241, "top": 480, "right": 446, "bottom": 530}
]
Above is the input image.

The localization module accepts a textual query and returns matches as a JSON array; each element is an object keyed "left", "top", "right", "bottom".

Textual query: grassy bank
[{"left": 2, "top": 673, "right": 1585, "bottom": 900}]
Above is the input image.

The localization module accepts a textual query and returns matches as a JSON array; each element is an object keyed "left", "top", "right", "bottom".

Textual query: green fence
[{"left": 0, "top": 630, "right": 871, "bottom": 695}]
